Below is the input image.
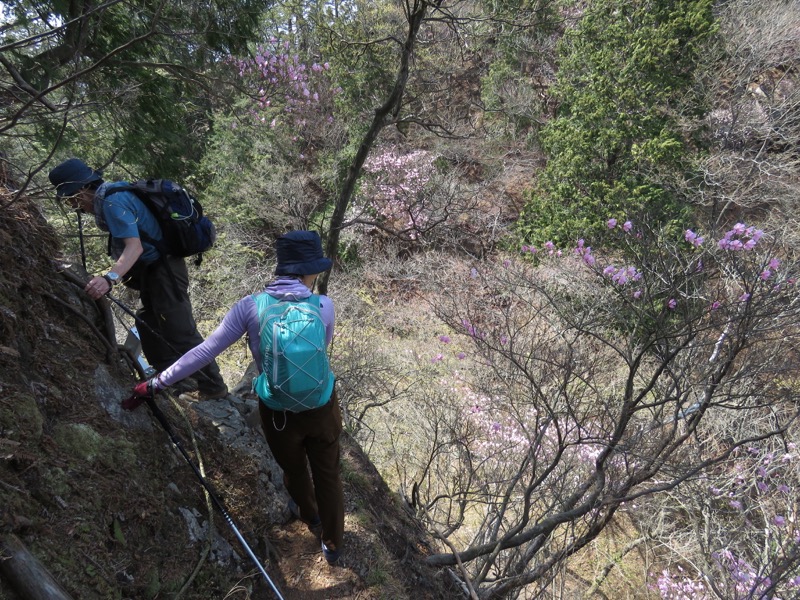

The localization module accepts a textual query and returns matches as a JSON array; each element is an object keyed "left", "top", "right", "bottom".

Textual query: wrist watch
[{"left": 103, "top": 271, "right": 121, "bottom": 287}]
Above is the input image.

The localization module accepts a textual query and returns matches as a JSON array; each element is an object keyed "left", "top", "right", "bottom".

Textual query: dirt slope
[{"left": 0, "top": 195, "right": 454, "bottom": 599}]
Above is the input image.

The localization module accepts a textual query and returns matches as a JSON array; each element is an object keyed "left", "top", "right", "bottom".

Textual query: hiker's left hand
[{"left": 122, "top": 379, "right": 155, "bottom": 411}]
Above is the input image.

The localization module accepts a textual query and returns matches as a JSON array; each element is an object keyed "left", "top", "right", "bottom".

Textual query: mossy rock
[
  {"left": 53, "top": 423, "right": 138, "bottom": 470},
  {"left": 41, "top": 465, "right": 72, "bottom": 497},
  {"left": 0, "top": 391, "right": 43, "bottom": 442},
  {"left": 53, "top": 423, "right": 104, "bottom": 462}
]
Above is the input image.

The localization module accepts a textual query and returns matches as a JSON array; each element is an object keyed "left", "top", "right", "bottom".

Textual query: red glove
[{"left": 122, "top": 379, "right": 155, "bottom": 411}]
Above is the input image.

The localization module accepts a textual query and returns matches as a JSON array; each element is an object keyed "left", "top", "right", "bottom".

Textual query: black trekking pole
[{"left": 143, "top": 395, "right": 285, "bottom": 600}]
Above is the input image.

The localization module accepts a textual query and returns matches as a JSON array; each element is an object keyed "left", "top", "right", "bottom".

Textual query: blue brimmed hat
[
  {"left": 275, "top": 230, "right": 333, "bottom": 276},
  {"left": 49, "top": 158, "right": 103, "bottom": 197}
]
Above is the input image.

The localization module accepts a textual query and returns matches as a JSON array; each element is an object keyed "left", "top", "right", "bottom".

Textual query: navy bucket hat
[
  {"left": 49, "top": 158, "right": 103, "bottom": 198},
  {"left": 275, "top": 230, "right": 333, "bottom": 276}
]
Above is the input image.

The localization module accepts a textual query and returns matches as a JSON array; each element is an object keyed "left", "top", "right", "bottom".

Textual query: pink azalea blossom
[
  {"left": 457, "top": 352, "right": 466, "bottom": 360},
  {"left": 607, "top": 218, "right": 617, "bottom": 229},
  {"left": 623, "top": 220, "right": 632, "bottom": 232},
  {"left": 668, "top": 298, "right": 677, "bottom": 310},
  {"left": 711, "top": 301, "right": 721, "bottom": 310},
  {"left": 431, "top": 354, "right": 443, "bottom": 363},
  {"left": 438, "top": 335, "right": 451, "bottom": 344}
]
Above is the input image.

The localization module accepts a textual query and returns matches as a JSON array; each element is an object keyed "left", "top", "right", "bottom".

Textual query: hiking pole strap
[
  {"left": 143, "top": 396, "right": 285, "bottom": 599},
  {"left": 77, "top": 211, "right": 87, "bottom": 271}
]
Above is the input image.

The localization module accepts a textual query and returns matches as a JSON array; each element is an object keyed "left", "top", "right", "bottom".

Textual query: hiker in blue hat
[
  {"left": 124, "top": 230, "right": 345, "bottom": 565},
  {"left": 48, "top": 158, "right": 227, "bottom": 400}
]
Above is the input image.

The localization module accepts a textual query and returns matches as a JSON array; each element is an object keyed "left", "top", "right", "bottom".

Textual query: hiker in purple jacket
[{"left": 125, "top": 230, "right": 344, "bottom": 565}]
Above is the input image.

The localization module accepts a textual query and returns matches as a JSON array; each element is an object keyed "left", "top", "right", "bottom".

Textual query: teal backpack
[{"left": 252, "top": 293, "right": 333, "bottom": 412}]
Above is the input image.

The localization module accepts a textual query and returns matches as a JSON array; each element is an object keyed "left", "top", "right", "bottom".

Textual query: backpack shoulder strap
[
  {"left": 252, "top": 291, "right": 279, "bottom": 312},
  {"left": 105, "top": 182, "right": 164, "bottom": 247}
]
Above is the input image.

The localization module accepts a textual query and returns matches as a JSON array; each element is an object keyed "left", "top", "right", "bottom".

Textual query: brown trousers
[{"left": 259, "top": 389, "right": 344, "bottom": 550}]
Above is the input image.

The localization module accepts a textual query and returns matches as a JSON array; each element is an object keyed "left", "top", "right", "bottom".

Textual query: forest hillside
[
  {"left": 0, "top": 194, "right": 455, "bottom": 599},
  {"left": 2, "top": 0, "right": 800, "bottom": 598}
]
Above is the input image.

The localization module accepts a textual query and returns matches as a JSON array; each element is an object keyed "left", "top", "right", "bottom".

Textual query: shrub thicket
[{"left": 518, "top": 0, "right": 716, "bottom": 247}]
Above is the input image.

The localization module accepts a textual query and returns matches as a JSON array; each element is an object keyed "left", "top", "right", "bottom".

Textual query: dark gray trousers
[{"left": 126, "top": 256, "right": 224, "bottom": 391}]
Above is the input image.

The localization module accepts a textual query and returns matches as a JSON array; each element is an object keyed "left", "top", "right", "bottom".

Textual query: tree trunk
[
  {"left": 318, "top": 0, "right": 434, "bottom": 295},
  {"left": 0, "top": 534, "right": 76, "bottom": 600}
]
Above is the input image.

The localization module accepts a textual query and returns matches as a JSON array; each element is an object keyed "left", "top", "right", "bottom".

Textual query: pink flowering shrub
[
  {"left": 349, "top": 146, "right": 498, "bottom": 253},
  {"left": 518, "top": 220, "right": 788, "bottom": 334},
  {"left": 650, "top": 439, "right": 800, "bottom": 600},
  {"left": 417, "top": 218, "right": 800, "bottom": 598},
  {"left": 358, "top": 148, "right": 436, "bottom": 239},
  {"left": 230, "top": 39, "right": 337, "bottom": 157}
]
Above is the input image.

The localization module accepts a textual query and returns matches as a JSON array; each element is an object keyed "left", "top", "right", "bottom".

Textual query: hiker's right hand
[
  {"left": 133, "top": 379, "right": 155, "bottom": 398},
  {"left": 85, "top": 275, "right": 111, "bottom": 300},
  {"left": 122, "top": 379, "right": 156, "bottom": 411}
]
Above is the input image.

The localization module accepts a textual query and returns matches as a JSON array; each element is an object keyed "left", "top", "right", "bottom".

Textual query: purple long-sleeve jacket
[{"left": 154, "top": 278, "right": 334, "bottom": 390}]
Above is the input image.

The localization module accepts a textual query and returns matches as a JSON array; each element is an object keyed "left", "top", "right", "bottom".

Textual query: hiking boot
[
  {"left": 321, "top": 541, "right": 341, "bottom": 565},
  {"left": 179, "top": 384, "right": 228, "bottom": 402},
  {"left": 288, "top": 499, "right": 322, "bottom": 541}
]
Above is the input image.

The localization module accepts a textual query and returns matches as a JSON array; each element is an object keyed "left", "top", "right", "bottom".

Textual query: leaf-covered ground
[{"left": 0, "top": 195, "right": 454, "bottom": 599}]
